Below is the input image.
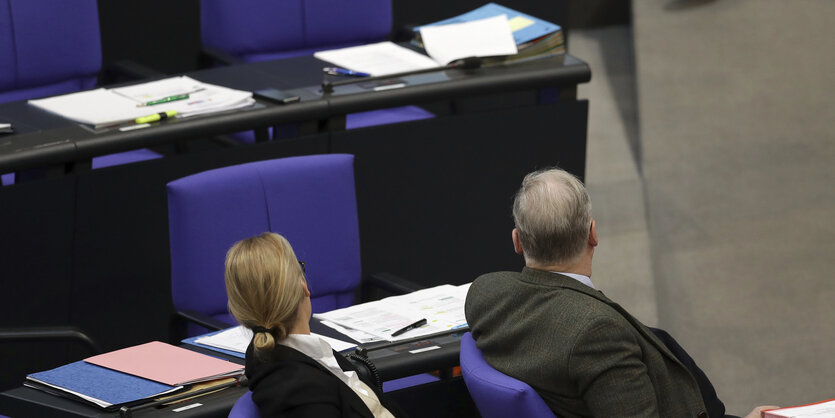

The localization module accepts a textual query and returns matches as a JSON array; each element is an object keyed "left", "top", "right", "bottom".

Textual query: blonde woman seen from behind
[{"left": 225, "top": 232, "right": 402, "bottom": 418}]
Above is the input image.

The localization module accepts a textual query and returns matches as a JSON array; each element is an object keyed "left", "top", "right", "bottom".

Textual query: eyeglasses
[{"left": 298, "top": 260, "right": 306, "bottom": 273}]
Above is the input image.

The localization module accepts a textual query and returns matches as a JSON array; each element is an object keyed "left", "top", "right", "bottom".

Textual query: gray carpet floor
[{"left": 570, "top": 0, "right": 835, "bottom": 414}]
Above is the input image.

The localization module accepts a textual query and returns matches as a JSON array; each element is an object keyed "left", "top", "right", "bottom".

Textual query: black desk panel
[
  {"left": 0, "top": 385, "right": 248, "bottom": 418},
  {"left": 334, "top": 100, "right": 588, "bottom": 287},
  {"left": 0, "top": 376, "right": 478, "bottom": 418}
]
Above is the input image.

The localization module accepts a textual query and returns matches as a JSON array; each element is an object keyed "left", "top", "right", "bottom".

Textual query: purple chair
[
  {"left": 167, "top": 154, "right": 363, "bottom": 333},
  {"left": 168, "top": 154, "right": 438, "bottom": 392},
  {"left": 0, "top": 0, "right": 161, "bottom": 185},
  {"left": 460, "top": 332, "right": 557, "bottom": 418},
  {"left": 199, "top": 0, "right": 433, "bottom": 142},
  {"left": 201, "top": 0, "right": 393, "bottom": 62},
  {"left": 228, "top": 391, "right": 259, "bottom": 418}
]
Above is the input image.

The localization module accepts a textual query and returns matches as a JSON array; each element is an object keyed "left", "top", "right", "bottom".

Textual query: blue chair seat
[
  {"left": 229, "top": 391, "right": 258, "bottom": 418},
  {"left": 460, "top": 332, "right": 556, "bottom": 418}
]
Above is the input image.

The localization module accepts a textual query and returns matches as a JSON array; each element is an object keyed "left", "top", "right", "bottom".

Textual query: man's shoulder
[
  {"left": 474, "top": 270, "right": 523, "bottom": 282},
  {"left": 469, "top": 270, "right": 521, "bottom": 294}
]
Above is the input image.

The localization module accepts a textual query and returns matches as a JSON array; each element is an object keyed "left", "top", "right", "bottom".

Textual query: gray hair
[{"left": 512, "top": 168, "right": 592, "bottom": 266}]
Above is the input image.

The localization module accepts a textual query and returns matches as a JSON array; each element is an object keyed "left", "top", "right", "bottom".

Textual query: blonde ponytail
[{"left": 225, "top": 233, "right": 307, "bottom": 356}]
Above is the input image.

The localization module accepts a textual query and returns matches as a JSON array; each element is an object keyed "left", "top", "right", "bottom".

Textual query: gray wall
[{"left": 572, "top": 0, "right": 835, "bottom": 414}]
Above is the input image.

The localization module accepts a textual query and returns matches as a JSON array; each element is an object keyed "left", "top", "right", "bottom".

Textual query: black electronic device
[{"left": 253, "top": 88, "right": 300, "bottom": 104}]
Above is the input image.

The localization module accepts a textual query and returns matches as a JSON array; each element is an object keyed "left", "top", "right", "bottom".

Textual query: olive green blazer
[{"left": 465, "top": 267, "right": 708, "bottom": 418}]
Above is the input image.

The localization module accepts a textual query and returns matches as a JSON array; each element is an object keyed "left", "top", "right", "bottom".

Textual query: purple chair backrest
[
  {"left": 167, "top": 154, "right": 362, "bottom": 330},
  {"left": 228, "top": 391, "right": 259, "bottom": 418},
  {"left": 0, "top": 0, "right": 100, "bottom": 103},
  {"left": 460, "top": 332, "right": 557, "bottom": 418},
  {"left": 200, "top": 0, "right": 392, "bottom": 61}
]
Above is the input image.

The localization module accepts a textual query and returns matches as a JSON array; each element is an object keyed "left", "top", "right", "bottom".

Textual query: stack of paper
[
  {"left": 186, "top": 326, "right": 357, "bottom": 357},
  {"left": 24, "top": 341, "right": 244, "bottom": 410},
  {"left": 314, "top": 283, "right": 471, "bottom": 342},
  {"left": 415, "top": 3, "right": 565, "bottom": 64},
  {"left": 28, "top": 76, "right": 254, "bottom": 129}
]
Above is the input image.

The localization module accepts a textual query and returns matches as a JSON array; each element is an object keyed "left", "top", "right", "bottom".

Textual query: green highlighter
[
  {"left": 137, "top": 94, "right": 189, "bottom": 107},
  {"left": 135, "top": 110, "right": 177, "bottom": 125}
]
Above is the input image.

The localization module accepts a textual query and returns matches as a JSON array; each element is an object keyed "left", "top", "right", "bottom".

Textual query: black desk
[
  {"left": 0, "top": 54, "right": 588, "bottom": 172},
  {"left": 0, "top": 325, "right": 471, "bottom": 417},
  {"left": 0, "top": 53, "right": 589, "bottom": 391}
]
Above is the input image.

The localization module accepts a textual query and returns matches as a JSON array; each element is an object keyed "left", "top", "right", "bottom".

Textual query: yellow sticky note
[{"left": 508, "top": 16, "right": 534, "bottom": 32}]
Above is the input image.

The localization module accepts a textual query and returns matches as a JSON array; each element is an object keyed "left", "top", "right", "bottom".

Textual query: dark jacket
[
  {"left": 245, "top": 341, "right": 403, "bottom": 418},
  {"left": 465, "top": 267, "right": 720, "bottom": 418}
]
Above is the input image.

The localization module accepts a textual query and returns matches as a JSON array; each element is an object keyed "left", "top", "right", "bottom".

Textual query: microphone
[{"left": 321, "top": 56, "right": 484, "bottom": 93}]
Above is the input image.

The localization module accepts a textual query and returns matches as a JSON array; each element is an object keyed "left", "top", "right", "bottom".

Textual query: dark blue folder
[{"left": 26, "top": 360, "right": 179, "bottom": 409}]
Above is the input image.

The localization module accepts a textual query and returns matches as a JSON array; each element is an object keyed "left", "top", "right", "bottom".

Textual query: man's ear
[
  {"left": 512, "top": 228, "right": 524, "bottom": 255},
  {"left": 589, "top": 219, "right": 599, "bottom": 247}
]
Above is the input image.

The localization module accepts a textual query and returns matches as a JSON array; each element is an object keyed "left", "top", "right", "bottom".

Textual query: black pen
[{"left": 391, "top": 318, "right": 427, "bottom": 337}]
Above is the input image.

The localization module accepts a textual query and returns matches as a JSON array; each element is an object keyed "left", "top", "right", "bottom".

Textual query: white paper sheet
[
  {"left": 419, "top": 15, "right": 518, "bottom": 65},
  {"left": 194, "top": 325, "right": 356, "bottom": 353},
  {"left": 314, "top": 41, "right": 440, "bottom": 76}
]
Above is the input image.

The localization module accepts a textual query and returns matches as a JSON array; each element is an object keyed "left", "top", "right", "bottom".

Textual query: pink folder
[{"left": 85, "top": 341, "right": 243, "bottom": 386}]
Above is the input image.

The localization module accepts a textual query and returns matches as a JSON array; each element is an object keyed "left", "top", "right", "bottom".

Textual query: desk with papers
[
  {"left": 1, "top": 11, "right": 589, "bottom": 395},
  {"left": 0, "top": 284, "right": 473, "bottom": 417}
]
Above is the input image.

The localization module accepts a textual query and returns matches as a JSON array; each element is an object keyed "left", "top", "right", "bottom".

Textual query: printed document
[{"left": 314, "top": 283, "right": 471, "bottom": 342}]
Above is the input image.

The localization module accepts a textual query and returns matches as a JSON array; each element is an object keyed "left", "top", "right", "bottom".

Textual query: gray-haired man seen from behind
[{"left": 464, "top": 167, "right": 776, "bottom": 418}]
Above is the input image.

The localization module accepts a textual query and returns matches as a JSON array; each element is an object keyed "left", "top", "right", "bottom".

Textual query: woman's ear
[{"left": 301, "top": 280, "right": 311, "bottom": 298}]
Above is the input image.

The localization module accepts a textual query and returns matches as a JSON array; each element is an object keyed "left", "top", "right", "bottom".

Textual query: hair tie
[{"left": 252, "top": 326, "right": 271, "bottom": 335}]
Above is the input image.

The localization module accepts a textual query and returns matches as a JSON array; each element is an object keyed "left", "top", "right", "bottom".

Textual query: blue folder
[{"left": 26, "top": 361, "right": 179, "bottom": 408}]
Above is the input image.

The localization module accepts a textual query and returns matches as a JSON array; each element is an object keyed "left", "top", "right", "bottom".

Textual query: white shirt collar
[
  {"left": 552, "top": 271, "right": 595, "bottom": 289},
  {"left": 279, "top": 334, "right": 389, "bottom": 409},
  {"left": 278, "top": 334, "right": 366, "bottom": 394},
  {"left": 279, "top": 333, "right": 332, "bottom": 361}
]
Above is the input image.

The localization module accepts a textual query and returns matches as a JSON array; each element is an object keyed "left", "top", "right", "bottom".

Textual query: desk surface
[
  {"left": 0, "top": 54, "right": 589, "bottom": 173},
  {"left": 0, "top": 322, "right": 467, "bottom": 417}
]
